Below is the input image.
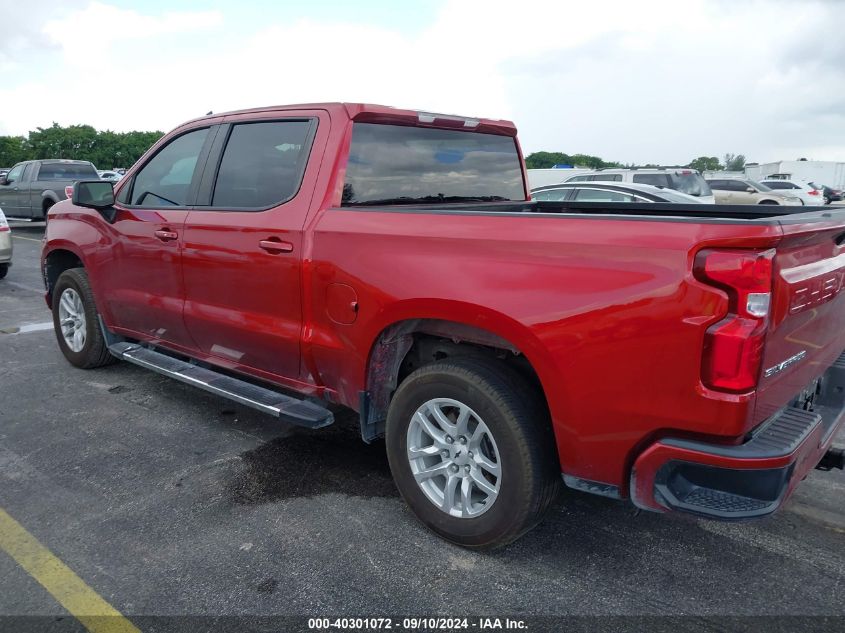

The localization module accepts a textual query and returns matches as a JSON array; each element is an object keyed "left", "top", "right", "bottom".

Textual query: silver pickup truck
[{"left": 0, "top": 159, "right": 99, "bottom": 220}]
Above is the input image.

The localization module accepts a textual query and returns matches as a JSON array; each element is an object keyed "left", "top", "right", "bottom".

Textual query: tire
[
  {"left": 385, "top": 357, "right": 561, "bottom": 549},
  {"left": 42, "top": 199, "right": 55, "bottom": 219},
  {"left": 51, "top": 268, "right": 116, "bottom": 369},
  {"left": 0, "top": 263, "right": 7, "bottom": 280},
  {"left": 757, "top": 200, "right": 778, "bottom": 205}
]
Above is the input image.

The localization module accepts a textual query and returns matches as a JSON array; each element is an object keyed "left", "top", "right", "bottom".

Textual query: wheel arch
[
  {"left": 43, "top": 247, "right": 84, "bottom": 307},
  {"left": 359, "top": 304, "right": 561, "bottom": 450}
]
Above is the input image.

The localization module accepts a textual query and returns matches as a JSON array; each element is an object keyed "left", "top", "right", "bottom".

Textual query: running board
[{"left": 108, "top": 341, "right": 333, "bottom": 429}]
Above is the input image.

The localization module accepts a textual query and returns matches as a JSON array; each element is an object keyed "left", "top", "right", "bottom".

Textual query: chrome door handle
[
  {"left": 154, "top": 229, "right": 178, "bottom": 241},
  {"left": 259, "top": 239, "right": 293, "bottom": 254}
]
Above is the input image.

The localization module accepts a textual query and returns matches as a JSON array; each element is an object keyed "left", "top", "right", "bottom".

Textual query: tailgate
[{"left": 755, "top": 210, "right": 845, "bottom": 423}]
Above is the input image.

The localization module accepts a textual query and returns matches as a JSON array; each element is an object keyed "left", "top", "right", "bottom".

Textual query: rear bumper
[
  {"left": 631, "top": 351, "right": 845, "bottom": 519},
  {"left": 0, "top": 232, "right": 11, "bottom": 263}
]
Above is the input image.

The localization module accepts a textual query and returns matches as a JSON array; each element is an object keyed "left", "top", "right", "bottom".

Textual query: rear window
[
  {"left": 633, "top": 174, "right": 670, "bottom": 188},
  {"left": 341, "top": 123, "right": 524, "bottom": 205},
  {"left": 37, "top": 163, "right": 98, "bottom": 181},
  {"left": 669, "top": 172, "right": 712, "bottom": 197}
]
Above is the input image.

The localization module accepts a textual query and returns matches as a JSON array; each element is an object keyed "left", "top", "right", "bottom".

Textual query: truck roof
[{"left": 180, "top": 102, "right": 518, "bottom": 137}]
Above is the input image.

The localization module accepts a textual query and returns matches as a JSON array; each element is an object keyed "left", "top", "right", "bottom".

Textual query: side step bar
[{"left": 108, "top": 341, "right": 333, "bottom": 429}]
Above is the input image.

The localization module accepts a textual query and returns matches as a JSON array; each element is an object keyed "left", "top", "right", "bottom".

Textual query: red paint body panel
[{"left": 41, "top": 102, "right": 845, "bottom": 508}]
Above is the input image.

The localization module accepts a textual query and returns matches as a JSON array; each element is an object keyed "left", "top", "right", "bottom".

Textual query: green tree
[
  {"left": 524, "top": 151, "right": 621, "bottom": 170},
  {"left": 0, "top": 124, "right": 164, "bottom": 170},
  {"left": 0, "top": 135, "right": 32, "bottom": 166},
  {"left": 723, "top": 153, "right": 746, "bottom": 171},
  {"left": 688, "top": 156, "right": 722, "bottom": 172}
]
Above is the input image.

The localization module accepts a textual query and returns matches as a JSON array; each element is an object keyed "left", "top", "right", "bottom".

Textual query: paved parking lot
[{"left": 1, "top": 222, "right": 844, "bottom": 631}]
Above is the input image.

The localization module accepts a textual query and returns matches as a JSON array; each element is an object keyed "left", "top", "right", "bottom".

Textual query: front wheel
[
  {"left": 385, "top": 357, "right": 561, "bottom": 549},
  {"left": 52, "top": 268, "right": 116, "bottom": 368},
  {"left": 0, "top": 263, "right": 7, "bottom": 279}
]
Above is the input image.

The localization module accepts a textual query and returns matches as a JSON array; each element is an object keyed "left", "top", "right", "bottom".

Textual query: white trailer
[
  {"left": 526, "top": 168, "right": 592, "bottom": 189},
  {"left": 744, "top": 161, "right": 845, "bottom": 189}
]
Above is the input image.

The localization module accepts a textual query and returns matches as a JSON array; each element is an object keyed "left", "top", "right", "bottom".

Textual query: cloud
[
  {"left": 1, "top": 0, "right": 844, "bottom": 165},
  {"left": 0, "top": 0, "right": 87, "bottom": 71},
  {"left": 41, "top": 2, "right": 223, "bottom": 66}
]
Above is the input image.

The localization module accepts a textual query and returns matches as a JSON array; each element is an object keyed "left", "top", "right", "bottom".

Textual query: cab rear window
[
  {"left": 342, "top": 123, "right": 524, "bottom": 205},
  {"left": 37, "top": 163, "right": 98, "bottom": 181}
]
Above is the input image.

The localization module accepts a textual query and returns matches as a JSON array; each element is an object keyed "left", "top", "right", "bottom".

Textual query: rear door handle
[
  {"left": 154, "top": 229, "right": 178, "bottom": 242},
  {"left": 259, "top": 238, "right": 294, "bottom": 254}
]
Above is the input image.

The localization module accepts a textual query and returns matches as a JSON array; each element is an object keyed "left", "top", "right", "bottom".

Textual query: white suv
[{"left": 560, "top": 168, "right": 715, "bottom": 204}]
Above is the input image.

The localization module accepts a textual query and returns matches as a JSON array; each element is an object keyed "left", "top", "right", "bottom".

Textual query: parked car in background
[
  {"left": 531, "top": 181, "right": 706, "bottom": 203},
  {"left": 811, "top": 183, "right": 843, "bottom": 205},
  {"left": 97, "top": 170, "right": 123, "bottom": 183},
  {"left": 706, "top": 178, "right": 803, "bottom": 206},
  {"left": 0, "top": 159, "right": 100, "bottom": 219},
  {"left": 0, "top": 207, "right": 12, "bottom": 279},
  {"left": 761, "top": 179, "right": 825, "bottom": 206},
  {"left": 557, "top": 168, "right": 716, "bottom": 204}
]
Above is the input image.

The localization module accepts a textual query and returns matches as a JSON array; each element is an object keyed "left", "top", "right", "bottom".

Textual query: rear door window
[
  {"left": 589, "top": 174, "right": 622, "bottom": 181},
  {"left": 211, "top": 120, "right": 314, "bottom": 209},
  {"left": 573, "top": 188, "right": 636, "bottom": 202},
  {"left": 532, "top": 188, "right": 570, "bottom": 201}
]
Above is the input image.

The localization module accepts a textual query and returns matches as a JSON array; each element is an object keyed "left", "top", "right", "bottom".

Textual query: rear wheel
[
  {"left": 42, "top": 199, "right": 55, "bottom": 219},
  {"left": 52, "top": 268, "right": 116, "bottom": 368},
  {"left": 385, "top": 357, "right": 560, "bottom": 549},
  {"left": 0, "top": 263, "right": 8, "bottom": 279},
  {"left": 758, "top": 200, "right": 779, "bottom": 205}
]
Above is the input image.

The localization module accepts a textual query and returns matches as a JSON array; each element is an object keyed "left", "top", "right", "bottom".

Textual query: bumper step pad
[{"left": 654, "top": 406, "right": 824, "bottom": 519}]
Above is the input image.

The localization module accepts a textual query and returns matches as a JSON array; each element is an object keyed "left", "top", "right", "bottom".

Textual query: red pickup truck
[{"left": 42, "top": 103, "right": 845, "bottom": 548}]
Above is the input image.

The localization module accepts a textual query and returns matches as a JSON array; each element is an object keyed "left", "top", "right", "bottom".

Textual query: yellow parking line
[
  {"left": 0, "top": 507, "right": 140, "bottom": 633},
  {"left": 11, "top": 235, "right": 41, "bottom": 242}
]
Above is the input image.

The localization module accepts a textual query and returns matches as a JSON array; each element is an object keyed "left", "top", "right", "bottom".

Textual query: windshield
[
  {"left": 38, "top": 163, "right": 99, "bottom": 180},
  {"left": 748, "top": 180, "right": 772, "bottom": 192},
  {"left": 342, "top": 123, "right": 524, "bottom": 205},
  {"left": 669, "top": 172, "right": 712, "bottom": 197}
]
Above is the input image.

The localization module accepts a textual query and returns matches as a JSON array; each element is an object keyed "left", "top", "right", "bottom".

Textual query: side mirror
[
  {"left": 746, "top": 186, "right": 755, "bottom": 193},
  {"left": 0, "top": 176, "right": 8, "bottom": 186},
  {"left": 72, "top": 180, "right": 115, "bottom": 209},
  {"left": 72, "top": 180, "right": 117, "bottom": 222}
]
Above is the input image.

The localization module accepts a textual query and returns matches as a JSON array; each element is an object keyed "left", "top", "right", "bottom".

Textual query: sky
[{"left": 1, "top": 0, "right": 843, "bottom": 165}]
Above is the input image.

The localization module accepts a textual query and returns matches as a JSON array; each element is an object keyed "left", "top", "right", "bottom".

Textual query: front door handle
[
  {"left": 154, "top": 229, "right": 178, "bottom": 242},
  {"left": 259, "top": 238, "right": 294, "bottom": 254}
]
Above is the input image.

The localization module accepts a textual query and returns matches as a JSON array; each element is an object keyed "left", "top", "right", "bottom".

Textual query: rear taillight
[
  {"left": 65, "top": 185, "right": 74, "bottom": 199},
  {"left": 695, "top": 249, "right": 775, "bottom": 392},
  {"left": 808, "top": 189, "right": 820, "bottom": 195}
]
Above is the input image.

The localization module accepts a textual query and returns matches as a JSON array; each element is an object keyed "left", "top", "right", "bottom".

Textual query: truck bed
[{"left": 349, "top": 200, "right": 845, "bottom": 221}]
